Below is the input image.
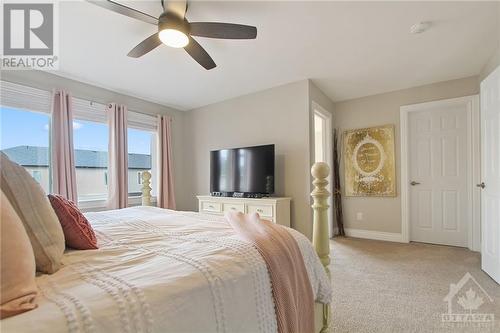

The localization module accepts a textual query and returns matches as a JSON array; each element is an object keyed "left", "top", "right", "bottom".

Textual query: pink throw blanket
[{"left": 225, "top": 212, "right": 314, "bottom": 333}]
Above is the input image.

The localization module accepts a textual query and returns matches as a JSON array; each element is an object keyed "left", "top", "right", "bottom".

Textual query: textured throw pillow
[
  {"left": 0, "top": 153, "right": 65, "bottom": 274},
  {"left": 48, "top": 194, "right": 98, "bottom": 250},
  {"left": 0, "top": 190, "right": 38, "bottom": 319}
]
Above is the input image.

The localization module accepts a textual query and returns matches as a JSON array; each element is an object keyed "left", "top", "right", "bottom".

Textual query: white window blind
[
  {"left": 73, "top": 97, "right": 107, "bottom": 123},
  {"left": 128, "top": 111, "right": 157, "bottom": 131},
  {"left": 1, "top": 80, "right": 158, "bottom": 130},
  {"left": 0, "top": 81, "right": 51, "bottom": 114},
  {"left": 72, "top": 100, "right": 157, "bottom": 131}
]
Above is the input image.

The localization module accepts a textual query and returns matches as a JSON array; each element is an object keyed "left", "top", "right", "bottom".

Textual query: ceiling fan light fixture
[
  {"left": 157, "top": 11, "right": 190, "bottom": 48},
  {"left": 105, "top": 0, "right": 256, "bottom": 69},
  {"left": 159, "top": 28, "right": 189, "bottom": 48}
]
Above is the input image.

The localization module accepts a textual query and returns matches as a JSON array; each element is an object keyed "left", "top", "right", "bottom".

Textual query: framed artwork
[{"left": 343, "top": 124, "right": 396, "bottom": 197}]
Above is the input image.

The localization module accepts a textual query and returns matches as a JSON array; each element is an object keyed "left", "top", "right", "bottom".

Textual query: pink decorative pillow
[{"left": 48, "top": 194, "right": 98, "bottom": 250}]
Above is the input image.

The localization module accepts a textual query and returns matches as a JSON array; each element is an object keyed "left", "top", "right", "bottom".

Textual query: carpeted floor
[{"left": 329, "top": 237, "right": 500, "bottom": 333}]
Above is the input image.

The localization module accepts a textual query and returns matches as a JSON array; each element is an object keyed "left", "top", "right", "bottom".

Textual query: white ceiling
[{"left": 55, "top": 1, "right": 499, "bottom": 110}]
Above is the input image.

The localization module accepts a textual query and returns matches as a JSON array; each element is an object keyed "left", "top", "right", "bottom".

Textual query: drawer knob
[{"left": 208, "top": 205, "right": 214, "bottom": 208}]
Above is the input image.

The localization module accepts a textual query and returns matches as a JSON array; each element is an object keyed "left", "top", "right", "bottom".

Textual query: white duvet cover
[{"left": 2, "top": 207, "right": 332, "bottom": 333}]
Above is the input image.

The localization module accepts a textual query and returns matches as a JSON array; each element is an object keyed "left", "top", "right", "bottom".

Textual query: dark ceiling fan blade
[
  {"left": 189, "top": 22, "right": 257, "bottom": 39},
  {"left": 127, "top": 33, "right": 162, "bottom": 58},
  {"left": 87, "top": 0, "right": 158, "bottom": 25},
  {"left": 164, "top": 0, "right": 187, "bottom": 19},
  {"left": 184, "top": 37, "right": 216, "bottom": 70}
]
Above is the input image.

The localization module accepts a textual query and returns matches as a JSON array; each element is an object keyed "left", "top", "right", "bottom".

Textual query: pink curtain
[
  {"left": 51, "top": 90, "right": 77, "bottom": 202},
  {"left": 157, "top": 115, "right": 176, "bottom": 209},
  {"left": 107, "top": 103, "right": 128, "bottom": 209}
]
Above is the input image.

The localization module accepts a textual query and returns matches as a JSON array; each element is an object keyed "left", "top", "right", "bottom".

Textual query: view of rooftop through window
[
  {"left": 0, "top": 106, "right": 51, "bottom": 193},
  {"left": 73, "top": 118, "right": 109, "bottom": 202},
  {"left": 128, "top": 127, "right": 155, "bottom": 197},
  {"left": 0, "top": 106, "right": 154, "bottom": 202}
]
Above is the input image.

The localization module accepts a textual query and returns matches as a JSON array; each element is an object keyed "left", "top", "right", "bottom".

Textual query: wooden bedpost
[
  {"left": 311, "top": 162, "right": 331, "bottom": 333},
  {"left": 141, "top": 171, "right": 152, "bottom": 206}
]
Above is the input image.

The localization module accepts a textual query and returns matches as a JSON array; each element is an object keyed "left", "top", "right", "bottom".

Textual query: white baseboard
[{"left": 344, "top": 228, "right": 404, "bottom": 243}]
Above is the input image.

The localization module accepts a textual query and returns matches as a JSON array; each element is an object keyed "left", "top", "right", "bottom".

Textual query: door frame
[
  {"left": 400, "top": 95, "right": 480, "bottom": 251},
  {"left": 312, "top": 101, "right": 334, "bottom": 237}
]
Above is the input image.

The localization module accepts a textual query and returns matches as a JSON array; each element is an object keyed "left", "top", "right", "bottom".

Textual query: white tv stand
[{"left": 197, "top": 195, "right": 291, "bottom": 227}]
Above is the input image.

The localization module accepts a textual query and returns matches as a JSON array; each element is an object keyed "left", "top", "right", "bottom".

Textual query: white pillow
[{"left": 0, "top": 153, "right": 65, "bottom": 274}]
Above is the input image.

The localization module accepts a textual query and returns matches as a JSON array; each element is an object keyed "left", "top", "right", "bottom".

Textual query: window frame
[
  {"left": 1, "top": 81, "right": 52, "bottom": 192},
  {"left": 72, "top": 118, "right": 110, "bottom": 205},
  {"left": 72, "top": 98, "right": 109, "bottom": 208},
  {"left": 127, "top": 111, "right": 158, "bottom": 200}
]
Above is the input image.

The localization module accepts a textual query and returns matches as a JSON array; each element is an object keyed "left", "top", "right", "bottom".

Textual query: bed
[{"left": 2, "top": 163, "right": 332, "bottom": 333}]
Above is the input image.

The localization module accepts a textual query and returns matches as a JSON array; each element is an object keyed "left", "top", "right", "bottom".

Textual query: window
[
  {"left": 73, "top": 118, "right": 109, "bottom": 202},
  {"left": 127, "top": 127, "right": 156, "bottom": 197},
  {"left": 0, "top": 106, "right": 51, "bottom": 193},
  {"left": 1, "top": 81, "right": 52, "bottom": 192},
  {"left": 32, "top": 170, "right": 42, "bottom": 183},
  {"left": 71, "top": 97, "right": 109, "bottom": 204},
  {"left": 314, "top": 113, "right": 325, "bottom": 163},
  {"left": 1, "top": 82, "right": 160, "bottom": 208}
]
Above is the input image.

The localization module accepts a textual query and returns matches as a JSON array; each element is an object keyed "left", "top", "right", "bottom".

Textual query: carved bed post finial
[
  {"left": 141, "top": 171, "right": 152, "bottom": 206},
  {"left": 311, "top": 162, "right": 331, "bottom": 333},
  {"left": 311, "top": 162, "right": 331, "bottom": 271}
]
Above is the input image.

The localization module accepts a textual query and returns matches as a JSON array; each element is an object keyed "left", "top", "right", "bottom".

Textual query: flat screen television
[{"left": 210, "top": 144, "right": 275, "bottom": 197}]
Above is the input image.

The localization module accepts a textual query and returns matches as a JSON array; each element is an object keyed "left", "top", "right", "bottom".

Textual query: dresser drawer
[
  {"left": 223, "top": 203, "right": 245, "bottom": 213},
  {"left": 201, "top": 201, "right": 222, "bottom": 213},
  {"left": 247, "top": 204, "right": 273, "bottom": 217},
  {"left": 197, "top": 196, "right": 290, "bottom": 227}
]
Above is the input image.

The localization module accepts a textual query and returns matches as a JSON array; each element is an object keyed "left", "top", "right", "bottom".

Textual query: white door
[
  {"left": 480, "top": 66, "right": 500, "bottom": 284},
  {"left": 408, "top": 100, "right": 469, "bottom": 247},
  {"left": 313, "top": 103, "right": 333, "bottom": 237}
]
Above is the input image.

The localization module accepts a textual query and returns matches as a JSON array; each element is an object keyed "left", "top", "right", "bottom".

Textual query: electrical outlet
[{"left": 356, "top": 212, "right": 363, "bottom": 221}]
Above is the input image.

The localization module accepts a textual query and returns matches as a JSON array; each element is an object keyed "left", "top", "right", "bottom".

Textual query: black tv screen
[{"left": 210, "top": 144, "right": 275, "bottom": 195}]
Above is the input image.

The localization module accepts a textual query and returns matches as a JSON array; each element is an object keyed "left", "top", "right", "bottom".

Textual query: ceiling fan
[{"left": 87, "top": 0, "right": 257, "bottom": 70}]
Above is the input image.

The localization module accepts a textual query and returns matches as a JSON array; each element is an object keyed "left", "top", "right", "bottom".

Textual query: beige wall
[
  {"left": 180, "top": 80, "right": 319, "bottom": 237},
  {"left": 309, "top": 81, "right": 335, "bottom": 116},
  {"left": 479, "top": 2, "right": 500, "bottom": 81},
  {"left": 308, "top": 80, "right": 336, "bottom": 162},
  {"left": 333, "top": 76, "right": 479, "bottom": 233},
  {"left": 307, "top": 81, "right": 336, "bottom": 225},
  {"left": 1, "top": 70, "right": 186, "bottom": 204},
  {"left": 480, "top": 46, "right": 500, "bottom": 81},
  {"left": 308, "top": 80, "right": 336, "bottom": 169}
]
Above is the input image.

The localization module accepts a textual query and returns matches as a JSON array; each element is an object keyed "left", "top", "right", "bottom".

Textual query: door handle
[
  {"left": 410, "top": 181, "right": 421, "bottom": 186},
  {"left": 476, "top": 182, "right": 486, "bottom": 189}
]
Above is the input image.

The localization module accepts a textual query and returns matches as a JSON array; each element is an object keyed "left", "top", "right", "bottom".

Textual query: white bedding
[{"left": 2, "top": 207, "right": 332, "bottom": 333}]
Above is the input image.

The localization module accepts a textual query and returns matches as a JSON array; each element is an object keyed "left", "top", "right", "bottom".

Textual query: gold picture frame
[{"left": 343, "top": 124, "right": 396, "bottom": 197}]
